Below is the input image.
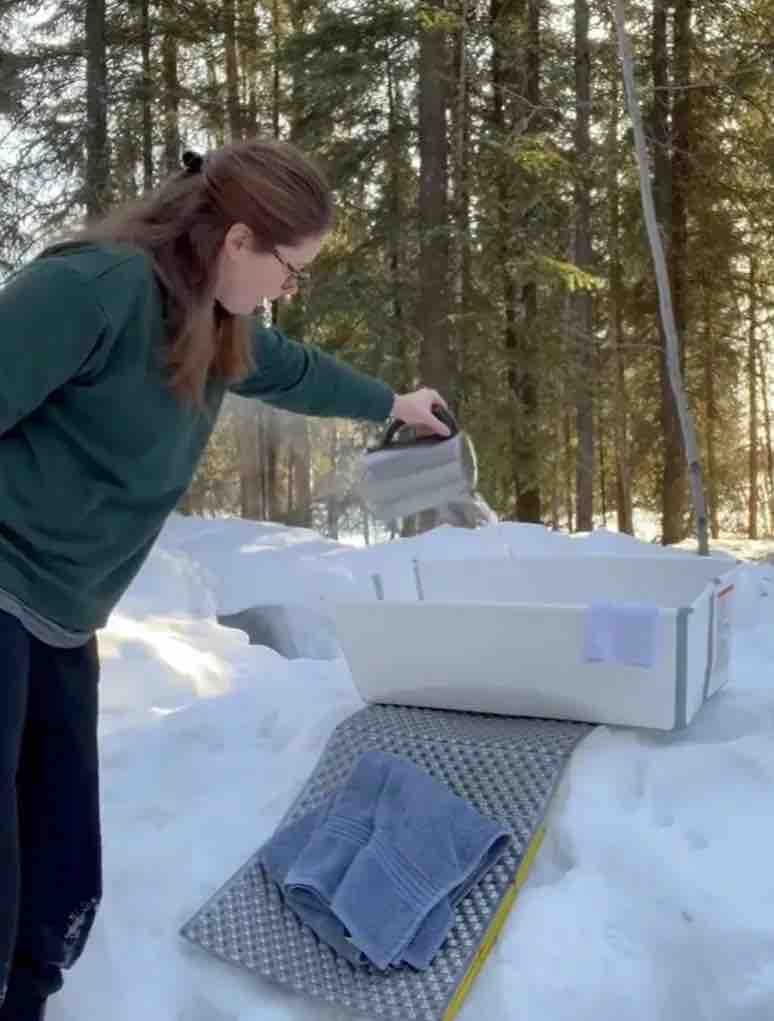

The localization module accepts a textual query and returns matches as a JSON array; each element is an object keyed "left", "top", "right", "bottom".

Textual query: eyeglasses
[{"left": 271, "top": 247, "right": 310, "bottom": 291}]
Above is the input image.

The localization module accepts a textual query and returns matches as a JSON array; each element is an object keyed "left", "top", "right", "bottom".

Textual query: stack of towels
[{"left": 260, "top": 750, "right": 511, "bottom": 971}]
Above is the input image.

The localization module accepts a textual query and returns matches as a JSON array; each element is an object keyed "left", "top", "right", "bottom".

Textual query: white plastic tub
[{"left": 328, "top": 554, "right": 738, "bottom": 731}]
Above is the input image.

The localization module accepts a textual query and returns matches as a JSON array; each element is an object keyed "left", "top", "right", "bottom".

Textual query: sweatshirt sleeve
[
  {"left": 228, "top": 324, "right": 395, "bottom": 423},
  {"left": 0, "top": 258, "right": 108, "bottom": 435}
]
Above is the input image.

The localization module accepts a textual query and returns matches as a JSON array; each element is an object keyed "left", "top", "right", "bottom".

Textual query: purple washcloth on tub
[{"left": 584, "top": 601, "right": 661, "bottom": 668}]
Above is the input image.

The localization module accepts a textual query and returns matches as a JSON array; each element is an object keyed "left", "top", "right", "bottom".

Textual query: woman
[{"left": 0, "top": 139, "right": 449, "bottom": 1019}]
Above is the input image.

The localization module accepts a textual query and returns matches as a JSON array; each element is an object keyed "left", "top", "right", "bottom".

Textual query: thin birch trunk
[{"left": 613, "top": 0, "right": 709, "bottom": 555}]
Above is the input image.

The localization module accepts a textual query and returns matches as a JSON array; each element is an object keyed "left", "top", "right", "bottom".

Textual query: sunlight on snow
[{"left": 99, "top": 614, "right": 230, "bottom": 698}]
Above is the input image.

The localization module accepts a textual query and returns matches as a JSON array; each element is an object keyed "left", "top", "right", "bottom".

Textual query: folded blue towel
[{"left": 259, "top": 750, "right": 511, "bottom": 971}]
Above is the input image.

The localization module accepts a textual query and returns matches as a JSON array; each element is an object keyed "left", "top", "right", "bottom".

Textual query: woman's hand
[{"left": 391, "top": 388, "right": 451, "bottom": 437}]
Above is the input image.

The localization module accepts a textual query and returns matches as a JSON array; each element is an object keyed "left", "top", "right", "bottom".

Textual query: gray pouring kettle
[{"left": 358, "top": 407, "right": 479, "bottom": 522}]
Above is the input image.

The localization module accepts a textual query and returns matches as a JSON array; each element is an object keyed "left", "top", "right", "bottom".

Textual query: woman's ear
[{"left": 223, "top": 222, "right": 254, "bottom": 258}]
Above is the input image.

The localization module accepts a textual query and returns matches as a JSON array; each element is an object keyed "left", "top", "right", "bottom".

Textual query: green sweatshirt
[{"left": 0, "top": 242, "right": 394, "bottom": 632}]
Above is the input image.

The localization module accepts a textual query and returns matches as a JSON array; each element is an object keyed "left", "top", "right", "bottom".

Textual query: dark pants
[{"left": 0, "top": 610, "right": 101, "bottom": 1017}]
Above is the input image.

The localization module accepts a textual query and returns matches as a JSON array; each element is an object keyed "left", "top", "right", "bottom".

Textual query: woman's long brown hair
[{"left": 74, "top": 140, "right": 333, "bottom": 405}]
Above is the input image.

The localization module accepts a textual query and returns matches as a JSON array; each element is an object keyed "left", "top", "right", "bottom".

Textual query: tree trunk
[
  {"left": 140, "top": 0, "right": 153, "bottom": 191},
  {"left": 400, "top": 517, "right": 419, "bottom": 538},
  {"left": 650, "top": 0, "right": 685, "bottom": 544},
  {"left": 614, "top": 0, "right": 709, "bottom": 554},
  {"left": 451, "top": 0, "right": 472, "bottom": 403},
  {"left": 702, "top": 285, "right": 719, "bottom": 539},
  {"left": 417, "top": 4, "right": 451, "bottom": 395},
  {"left": 574, "top": 0, "right": 594, "bottom": 531},
  {"left": 669, "top": 0, "right": 693, "bottom": 533},
  {"left": 114, "top": 123, "right": 139, "bottom": 203},
  {"left": 386, "top": 53, "right": 412, "bottom": 392},
  {"left": 607, "top": 62, "right": 633, "bottom": 534},
  {"left": 238, "top": 404, "right": 263, "bottom": 519},
  {"left": 514, "top": 0, "right": 542, "bottom": 523},
  {"left": 551, "top": 413, "right": 561, "bottom": 529},
  {"left": 85, "top": 0, "right": 110, "bottom": 219},
  {"left": 749, "top": 255, "right": 759, "bottom": 538},
  {"left": 294, "top": 420, "right": 312, "bottom": 526},
  {"left": 254, "top": 0, "right": 289, "bottom": 525},
  {"left": 490, "top": 0, "right": 517, "bottom": 519},
  {"left": 260, "top": 408, "right": 280, "bottom": 521},
  {"left": 224, "top": 0, "right": 241, "bottom": 141},
  {"left": 671, "top": 0, "right": 691, "bottom": 366},
  {"left": 416, "top": 1, "right": 452, "bottom": 533},
  {"left": 161, "top": 0, "right": 180, "bottom": 174},
  {"left": 287, "top": 447, "right": 295, "bottom": 519},
  {"left": 206, "top": 51, "right": 225, "bottom": 149},
  {"left": 564, "top": 410, "right": 574, "bottom": 531},
  {"left": 269, "top": 419, "right": 281, "bottom": 520},
  {"left": 272, "top": 0, "right": 281, "bottom": 138},
  {"left": 241, "top": 0, "right": 260, "bottom": 137},
  {"left": 386, "top": 59, "right": 415, "bottom": 587},
  {"left": 759, "top": 330, "right": 774, "bottom": 536},
  {"left": 327, "top": 425, "right": 339, "bottom": 539},
  {"left": 362, "top": 504, "right": 371, "bottom": 546},
  {"left": 490, "top": 0, "right": 541, "bottom": 523},
  {"left": 598, "top": 409, "right": 607, "bottom": 526}
]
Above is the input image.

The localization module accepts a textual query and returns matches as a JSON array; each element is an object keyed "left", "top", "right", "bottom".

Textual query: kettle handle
[{"left": 378, "top": 405, "right": 459, "bottom": 450}]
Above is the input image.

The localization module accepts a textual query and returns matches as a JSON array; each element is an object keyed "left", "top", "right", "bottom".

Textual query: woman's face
[{"left": 215, "top": 225, "right": 323, "bottom": 314}]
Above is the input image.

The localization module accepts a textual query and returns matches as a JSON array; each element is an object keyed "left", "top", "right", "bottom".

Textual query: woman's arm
[
  {"left": 229, "top": 324, "right": 394, "bottom": 421},
  {"left": 229, "top": 324, "right": 449, "bottom": 434}
]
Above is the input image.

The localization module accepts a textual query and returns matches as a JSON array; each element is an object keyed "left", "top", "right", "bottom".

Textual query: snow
[{"left": 48, "top": 516, "right": 774, "bottom": 1021}]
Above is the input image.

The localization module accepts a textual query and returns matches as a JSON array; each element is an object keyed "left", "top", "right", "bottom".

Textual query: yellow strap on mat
[{"left": 443, "top": 825, "right": 546, "bottom": 1021}]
